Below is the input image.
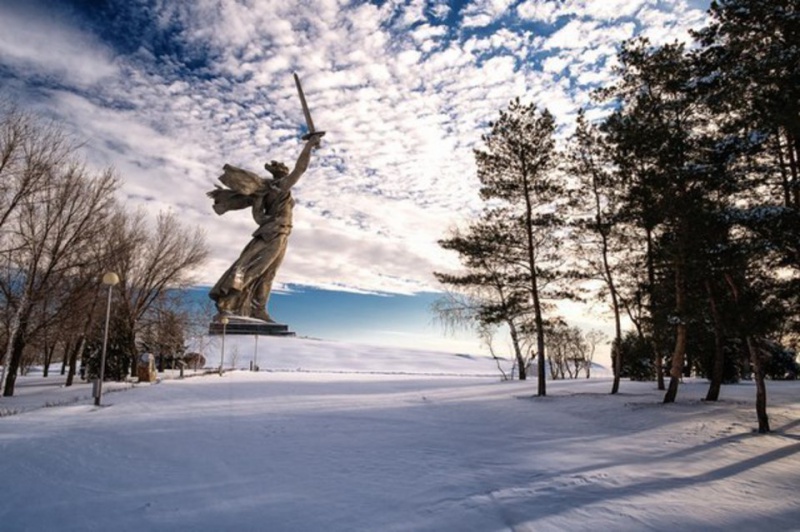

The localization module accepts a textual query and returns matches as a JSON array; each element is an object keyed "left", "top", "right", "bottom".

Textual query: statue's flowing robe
[{"left": 208, "top": 165, "right": 294, "bottom": 320}]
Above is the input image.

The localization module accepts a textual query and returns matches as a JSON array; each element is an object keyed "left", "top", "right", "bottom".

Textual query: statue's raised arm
[
  {"left": 278, "top": 73, "right": 325, "bottom": 192},
  {"left": 278, "top": 132, "right": 323, "bottom": 192}
]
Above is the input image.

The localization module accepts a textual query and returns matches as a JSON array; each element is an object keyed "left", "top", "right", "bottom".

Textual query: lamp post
[
  {"left": 253, "top": 335, "right": 258, "bottom": 371},
  {"left": 94, "top": 272, "right": 119, "bottom": 406},
  {"left": 219, "top": 316, "right": 229, "bottom": 376}
]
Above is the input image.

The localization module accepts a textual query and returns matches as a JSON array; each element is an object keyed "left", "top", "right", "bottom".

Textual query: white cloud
[
  {"left": 428, "top": 1, "right": 451, "bottom": 21},
  {"left": 411, "top": 23, "right": 449, "bottom": 48},
  {"left": 544, "top": 19, "right": 600, "bottom": 50},
  {"left": 578, "top": 0, "right": 648, "bottom": 20},
  {"left": 517, "top": 0, "right": 561, "bottom": 24},
  {"left": 0, "top": 2, "right": 118, "bottom": 86},
  {"left": 520, "top": 0, "right": 647, "bottom": 22},
  {"left": 461, "top": 0, "right": 516, "bottom": 28},
  {"left": 0, "top": 0, "right": 714, "bottom": 297},
  {"left": 543, "top": 54, "right": 570, "bottom": 74}
]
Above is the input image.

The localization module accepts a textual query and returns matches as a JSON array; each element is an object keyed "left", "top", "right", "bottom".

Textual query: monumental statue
[{"left": 207, "top": 74, "right": 324, "bottom": 330}]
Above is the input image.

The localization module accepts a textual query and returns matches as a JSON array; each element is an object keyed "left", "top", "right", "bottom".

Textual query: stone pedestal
[
  {"left": 138, "top": 353, "right": 157, "bottom": 382},
  {"left": 208, "top": 315, "right": 296, "bottom": 337}
]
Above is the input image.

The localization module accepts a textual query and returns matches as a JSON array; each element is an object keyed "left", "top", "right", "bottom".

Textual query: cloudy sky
[{"left": 0, "top": 0, "right": 710, "bottom": 354}]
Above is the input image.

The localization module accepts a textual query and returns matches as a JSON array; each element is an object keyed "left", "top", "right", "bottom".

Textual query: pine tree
[
  {"left": 474, "top": 99, "right": 565, "bottom": 397},
  {"left": 600, "top": 39, "right": 732, "bottom": 403},
  {"left": 694, "top": 0, "right": 800, "bottom": 210},
  {"left": 691, "top": 0, "right": 800, "bottom": 430},
  {"left": 568, "top": 110, "right": 625, "bottom": 394}
]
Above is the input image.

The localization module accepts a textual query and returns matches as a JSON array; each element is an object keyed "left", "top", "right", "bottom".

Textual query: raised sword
[{"left": 293, "top": 72, "right": 326, "bottom": 141}]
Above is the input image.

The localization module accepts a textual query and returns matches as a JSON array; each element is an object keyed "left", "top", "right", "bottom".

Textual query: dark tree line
[
  {"left": 436, "top": 0, "right": 798, "bottom": 432},
  {"left": 0, "top": 104, "right": 208, "bottom": 397}
]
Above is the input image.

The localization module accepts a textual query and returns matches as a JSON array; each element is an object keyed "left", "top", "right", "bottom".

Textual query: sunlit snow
[{"left": 1, "top": 336, "right": 798, "bottom": 531}]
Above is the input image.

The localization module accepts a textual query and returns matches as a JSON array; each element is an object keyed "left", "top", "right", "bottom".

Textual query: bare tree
[
  {"left": 0, "top": 104, "right": 63, "bottom": 238},
  {"left": 435, "top": 214, "right": 534, "bottom": 380},
  {"left": 0, "top": 105, "right": 64, "bottom": 372},
  {"left": 545, "top": 324, "right": 569, "bottom": 379},
  {"left": 58, "top": 224, "right": 130, "bottom": 386},
  {"left": 432, "top": 291, "right": 518, "bottom": 381},
  {"left": 545, "top": 324, "right": 602, "bottom": 380},
  {"left": 0, "top": 123, "right": 119, "bottom": 395},
  {"left": 583, "top": 329, "right": 606, "bottom": 378},
  {"left": 139, "top": 293, "right": 191, "bottom": 371},
  {"left": 477, "top": 323, "right": 511, "bottom": 381},
  {"left": 108, "top": 210, "right": 208, "bottom": 376}
]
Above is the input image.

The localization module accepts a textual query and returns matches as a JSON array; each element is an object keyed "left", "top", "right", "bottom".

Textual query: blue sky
[
  {"left": 228, "top": 287, "right": 472, "bottom": 353},
  {"left": 0, "top": 0, "right": 711, "bottom": 357}
]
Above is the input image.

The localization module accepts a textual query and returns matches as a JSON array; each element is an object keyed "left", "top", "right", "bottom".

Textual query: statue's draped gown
[{"left": 208, "top": 164, "right": 293, "bottom": 321}]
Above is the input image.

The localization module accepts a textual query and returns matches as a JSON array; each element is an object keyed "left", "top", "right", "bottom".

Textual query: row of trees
[
  {"left": 0, "top": 104, "right": 209, "bottom": 396},
  {"left": 545, "top": 325, "right": 604, "bottom": 380},
  {"left": 436, "top": 0, "right": 798, "bottom": 432}
]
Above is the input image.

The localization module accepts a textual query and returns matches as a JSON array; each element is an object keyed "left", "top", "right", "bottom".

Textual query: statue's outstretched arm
[{"left": 280, "top": 133, "right": 323, "bottom": 192}]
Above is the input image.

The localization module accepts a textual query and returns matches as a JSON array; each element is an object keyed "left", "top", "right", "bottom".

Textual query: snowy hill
[
  {"left": 190, "top": 334, "right": 612, "bottom": 379},
  {"left": 1, "top": 336, "right": 798, "bottom": 531},
  {"left": 192, "top": 334, "right": 514, "bottom": 376}
]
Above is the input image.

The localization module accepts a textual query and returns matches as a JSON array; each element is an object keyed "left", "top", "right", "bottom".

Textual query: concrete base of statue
[{"left": 208, "top": 315, "right": 296, "bottom": 337}]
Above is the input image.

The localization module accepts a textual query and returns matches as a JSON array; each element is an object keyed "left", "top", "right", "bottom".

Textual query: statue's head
[{"left": 265, "top": 160, "right": 289, "bottom": 179}]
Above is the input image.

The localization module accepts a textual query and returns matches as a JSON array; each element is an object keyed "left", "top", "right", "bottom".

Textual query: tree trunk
[
  {"left": 508, "top": 320, "right": 526, "bottom": 381},
  {"left": 64, "top": 340, "right": 76, "bottom": 387},
  {"left": 521, "top": 167, "right": 546, "bottom": 397},
  {"left": 588, "top": 156, "right": 623, "bottom": 393},
  {"left": 126, "top": 319, "right": 138, "bottom": 380},
  {"left": 66, "top": 290, "right": 102, "bottom": 387},
  {"left": 646, "top": 228, "right": 665, "bottom": 390},
  {"left": 604, "top": 234, "right": 623, "bottom": 394},
  {"left": 664, "top": 263, "right": 687, "bottom": 404},
  {"left": 610, "top": 303, "right": 622, "bottom": 394},
  {"left": 2, "top": 321, "right": 28, "bottom": 397},
  {"left": 664, "top": 322, "right": 686, "bottom": 403},
  {"left": 746, "top": 337, "right": 770, "bottom": 433},
  {"left": 705, "top": 280, "right": 725, "bottom": 402},
  {"left": 42, "top": 340, "right": 55, "bottom": 378},
  {"left": 65, "top": 337, "right": 86, "bottom": 387},
  {"left": 534, "top": 301, "right": 546, "bottom": 397},
  {"left": 786, "top": 129, "right": 800, "bottom": 208},
  {"left": 2, "top": 297, "right": 32, "bottom": 397},
  {"left": 775, "top": 130, "right": 793, "bottom": 207},
  {"left": 723, "top": 273, "right": 770, "bottom": 433}
]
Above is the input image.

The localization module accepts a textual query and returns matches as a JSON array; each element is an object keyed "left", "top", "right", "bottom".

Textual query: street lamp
[
  {"left": 219, "top": 316, "right": 229, "bottom": 376},
  {"left": 253, "top": 334, "right": 258, "bottom": 371},
  {"left": 94, "top": 272, "right": 119, "bottom": 406}
]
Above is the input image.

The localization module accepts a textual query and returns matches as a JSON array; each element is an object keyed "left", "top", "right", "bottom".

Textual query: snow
[{"left": 1, "top": 336, "right": 799, "bottom": 531}]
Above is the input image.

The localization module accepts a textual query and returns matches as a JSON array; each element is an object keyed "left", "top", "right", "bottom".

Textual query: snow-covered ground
[{"left": 1, "top": 336, "right": 799, "bottom": 531}]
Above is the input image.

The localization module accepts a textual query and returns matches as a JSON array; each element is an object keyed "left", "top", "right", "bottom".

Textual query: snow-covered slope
[
  {"left": 194, "top": 334, "right": 513, "bottom": 376},
  {"left": 1, "top": 336, "right": 798, "bottom": 531}
]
